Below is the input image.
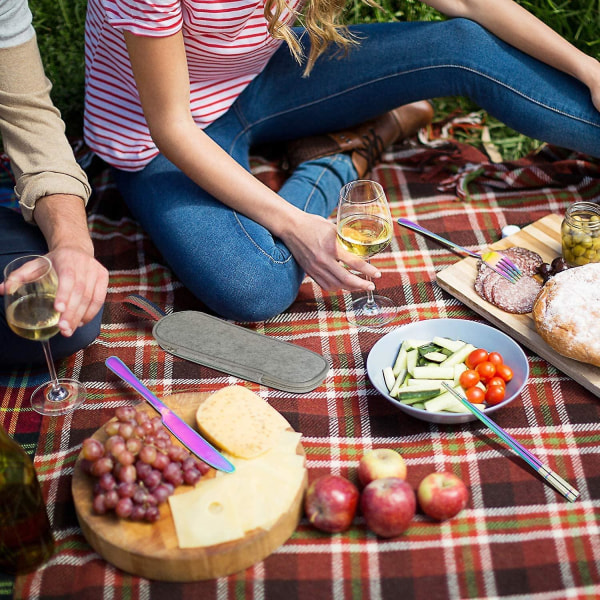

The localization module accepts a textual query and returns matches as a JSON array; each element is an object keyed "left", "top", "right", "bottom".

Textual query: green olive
[{"left": 562, "top": 233, "right": 574, "bottom": 248}]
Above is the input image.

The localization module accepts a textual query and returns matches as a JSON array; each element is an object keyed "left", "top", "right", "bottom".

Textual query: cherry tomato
[
  {"left": 465, "top": 386, "right": 486, "bottom": 404},
  {"left": 495, "top": 364, "right": 514, "bottom": 383},
  {"left": 475, "top": 361, "right": 497, "bottom": 383},
  {"left": 466, "top": 348, "right": 489, "bottom": 370},
  {"left": 487, "top": 352, "right": 504, "bottom": 367},
  {"left": 459, "top": 369, "right": 480, "bottom": 389},
  {"left": 487, "top": 376, "right": 506, "bottom": 389},
  {"left": 485, "top": 385, "right": 506, "bottom": 405}
]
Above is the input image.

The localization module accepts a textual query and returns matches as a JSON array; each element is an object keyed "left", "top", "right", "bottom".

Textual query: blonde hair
[{"left": 264, "top": 0, "right": 363, "bottom": 75}]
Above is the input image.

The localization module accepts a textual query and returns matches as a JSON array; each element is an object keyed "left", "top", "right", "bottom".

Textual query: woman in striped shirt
[{"left": 84, "top": 0, "right": 600, "bottom": 322}]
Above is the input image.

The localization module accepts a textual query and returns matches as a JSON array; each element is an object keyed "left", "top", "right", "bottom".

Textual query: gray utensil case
[
  {"left": 152, "top": 311, "right": 329, "bottom": 393},
  {"left": 123, "top": 295, "right": 329, "bottom": 392}
]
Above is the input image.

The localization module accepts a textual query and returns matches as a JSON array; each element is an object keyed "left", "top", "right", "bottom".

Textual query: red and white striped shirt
[{"left": 84, "top": 0, "right": 300, "bottom": 170}]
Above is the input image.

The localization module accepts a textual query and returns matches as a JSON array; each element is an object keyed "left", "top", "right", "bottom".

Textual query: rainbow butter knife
[{"left": 105, "top": 356, "right": 235, "bottom": 473}]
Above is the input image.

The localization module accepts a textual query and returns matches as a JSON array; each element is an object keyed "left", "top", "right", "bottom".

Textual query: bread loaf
[{"left": 532, "top": 263, "right": 600, "bottom": 367}]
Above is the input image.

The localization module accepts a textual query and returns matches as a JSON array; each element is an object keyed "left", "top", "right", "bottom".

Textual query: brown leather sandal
[{"left": 284, "top": 100, "right": 434, "bottom": 178}]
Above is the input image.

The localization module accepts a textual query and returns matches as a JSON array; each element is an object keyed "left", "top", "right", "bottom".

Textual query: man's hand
[
  {"left": 26, "top": 193, "right": 109, "bottom": 337},
  {"left": 46, "top": 246, "right": 109, "bottom": 337}
]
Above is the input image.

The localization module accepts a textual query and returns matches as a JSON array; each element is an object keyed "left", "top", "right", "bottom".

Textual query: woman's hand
[
  {"left": 281, "top": 212, "right": 381, "bottom": 293},
  {"left": 586, "top": 59, "right": 600, "bottom": 114}
]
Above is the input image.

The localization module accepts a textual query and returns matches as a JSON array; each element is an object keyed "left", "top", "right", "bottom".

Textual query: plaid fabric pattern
[{"left": 2, "top": 139, "right": 600, "bottom": 600}]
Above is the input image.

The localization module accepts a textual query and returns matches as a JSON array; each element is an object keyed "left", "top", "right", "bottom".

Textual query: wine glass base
[
  {"left": 350, "top": 295, "right": 397, "bottom": 328},
  {"left": 30, "top": 379, "right": 87, "bottom": 416}
]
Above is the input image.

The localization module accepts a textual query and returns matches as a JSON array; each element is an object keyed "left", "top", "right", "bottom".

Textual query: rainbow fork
[{"left": 397, "top": 218, "right": 522, "bottom": 283}]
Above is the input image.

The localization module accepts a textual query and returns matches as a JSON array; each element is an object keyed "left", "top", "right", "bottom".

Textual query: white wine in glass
[
  {"left": 337, "top": 180, "right": 396, "bottom": 327},
  {"left": 4, "top": 255, "right": 87, "bottom": 416}
]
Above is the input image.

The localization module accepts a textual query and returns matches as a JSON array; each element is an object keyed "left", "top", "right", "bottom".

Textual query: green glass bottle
[{"left": 0, "top": 424, "right": 55, "bottom": 575}]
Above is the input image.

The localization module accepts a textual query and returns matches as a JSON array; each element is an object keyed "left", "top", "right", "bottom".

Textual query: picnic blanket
[{"left": 2, "top": 128, "right": 600, "bottom": 600}]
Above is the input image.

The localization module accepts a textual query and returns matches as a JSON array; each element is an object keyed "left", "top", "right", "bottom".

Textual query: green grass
[
  {"left": 31, "top": 0, "right": 87, "bottom": 140},
  {"left": 28, "top": 0, "right": 600, "bottom": 160}
]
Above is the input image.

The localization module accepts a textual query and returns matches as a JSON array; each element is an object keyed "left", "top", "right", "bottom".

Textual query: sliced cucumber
[
  {"left": 422, "top": 351, "right": 448, "bottom": 363},
  {"left": 406, "top": 348, "right": 419, "bottom": 376},
  {"left": 432, "top": 336, "right": 466, "bottom": 353},
  {"left": 417, "top": 343, "right": 443, "bottom": 357},
  {"left": 453, "top": 363, "right": 468, "bottom": 384},
  {"left": 440, "top": 343, "right": 476, "bottom": 368},
  {"left": 424, "top": 387, "right": 467, "bottom": 413},
  {"left": 383, "top": 366, "right": 396, "bottom": 392},
  {"left": 406, "top": 378, "right": 453, "bottom": 388},
  {"left": 412, "top": 366, "right": 455, "bottom": 380},
  {"left": 392, "top": 343, "right": 409, "bottom": 376},
  {"left": 396, "top": 388, "right": 441, "bottom": 405},
  {"left": 389, "top": 368, "right": 408, "bottom": 397},
  {"left": 403, "top": 339, "right": 429, "bottom": 350}
]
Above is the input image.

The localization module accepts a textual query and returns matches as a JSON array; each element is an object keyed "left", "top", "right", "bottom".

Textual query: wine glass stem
[
  {"left": 41, "top": 340, "right": 67, "bottom": 400},
  {"left": 365, "top": 260, "right": 377, "bottom": 309}
]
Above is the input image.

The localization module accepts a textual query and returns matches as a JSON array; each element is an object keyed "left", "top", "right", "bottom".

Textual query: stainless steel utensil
[
  {"left": 397, "top": 217, "right": 522, "bottom": 283},
  {"left": 105, "top": 356, "right": 235, "bottom": 473}
]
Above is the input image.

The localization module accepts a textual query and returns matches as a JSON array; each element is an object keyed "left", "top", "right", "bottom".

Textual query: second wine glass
[
  {"left": 337, "top": 180, "right": 396, "bottom": 327},
  {"left": 4, "top": 255, "right": 87, "bottom": 416}
]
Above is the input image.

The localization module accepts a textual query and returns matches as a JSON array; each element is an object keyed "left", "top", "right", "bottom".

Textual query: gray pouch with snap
[{"left": 123, "top": 295, "right": 329, "bottom": 393}]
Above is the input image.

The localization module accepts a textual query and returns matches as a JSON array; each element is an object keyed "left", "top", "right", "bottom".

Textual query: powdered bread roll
[
  {"left": 196, "top": 386, "right": 290, "bottom": 458},
  {"left": 533, "top": 262, "right": 600, "bottom": 367}
]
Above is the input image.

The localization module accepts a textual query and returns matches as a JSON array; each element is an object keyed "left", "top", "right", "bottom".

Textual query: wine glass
[
  {"left": 337, "top": 180, "right": 396, "bottom": 327},
  {"left": 4, "top": 255, "right": 87, "bottom": 416}
]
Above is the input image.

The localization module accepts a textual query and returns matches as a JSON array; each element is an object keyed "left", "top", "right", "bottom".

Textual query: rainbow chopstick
[{"left": 441, "top": 383, "right": 579, "bottom": 503}]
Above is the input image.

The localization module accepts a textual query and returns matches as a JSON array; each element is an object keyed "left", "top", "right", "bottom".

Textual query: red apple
[
  {"left": 304, "top": 474, "right": 359, "bottom": 533},
  {"left": 360, "top": 477, "right": 416, "bottom": 538},
  {"left": 358, "top": 448, "right": 407, "bottom": 487},
  {"left": 417, "top": 472, "right": 469, "bottom": 521}
]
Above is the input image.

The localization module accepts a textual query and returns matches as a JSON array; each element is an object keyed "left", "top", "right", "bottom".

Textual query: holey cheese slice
[
  {"left": 169, "top": 429, "right": 305, "bottom": 548},
  {"left": 195, "top": 386, "right": 289, "bottom": 458}
]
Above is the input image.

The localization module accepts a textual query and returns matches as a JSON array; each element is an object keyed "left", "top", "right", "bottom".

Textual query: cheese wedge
[
  {"left": 169, "top": 429, "right": 306, "bottom": 547},
  {"left": 169, "top": 476, "right": 245, "bottom": 548},
  {"left": 195, "top": 386, "right": 289, "bottom": 458}
]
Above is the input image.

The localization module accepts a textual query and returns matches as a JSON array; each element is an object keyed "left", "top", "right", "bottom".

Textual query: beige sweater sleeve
[{"left": 0, "top": 35, "right": 91, "bottom": 223}]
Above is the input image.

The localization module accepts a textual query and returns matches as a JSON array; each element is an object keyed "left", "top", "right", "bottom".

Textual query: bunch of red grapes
[{"left": 80, "top": 406, "right": 210, "bottom": 523}]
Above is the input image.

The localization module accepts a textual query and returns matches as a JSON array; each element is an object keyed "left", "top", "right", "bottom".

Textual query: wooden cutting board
[
  {"left": 71, "top": 392, "right": 307, "bottom": 581},
  {"left": 436, "top": 213, "right": 600, "bottom": 397}
]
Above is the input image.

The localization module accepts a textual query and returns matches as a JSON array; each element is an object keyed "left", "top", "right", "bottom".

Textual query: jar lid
[{"left": 501, "top": 225, "right": 521, "bottom": 238}]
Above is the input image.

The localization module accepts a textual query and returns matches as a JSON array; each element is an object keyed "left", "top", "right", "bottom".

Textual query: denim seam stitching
[
  {"left": 231, "top": 154, "right": 346, "bottom": 264},
  {"left": 233, "top": 209, "right": 292, "bottom": 265}
]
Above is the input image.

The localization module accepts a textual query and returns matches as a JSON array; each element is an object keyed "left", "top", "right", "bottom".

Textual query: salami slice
[
  {"left": 474, "top": 263, "right": 494, "bottom": 298},
  {"left": 480, "top": 270, "right": 504, "bottom": 303},
  {"left": 473, "top": 246, "right": 544, "bottom": 313},
  {"left": 489, "top": 275, "right": 542, "bottom": 314},
  {"left": 501, "top": 247, "right": 543, "bottom": 277}
]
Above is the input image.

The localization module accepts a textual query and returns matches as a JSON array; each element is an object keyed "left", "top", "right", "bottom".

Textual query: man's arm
[{"left": 0, "top": 19, "right": 108, "bottom": 337}]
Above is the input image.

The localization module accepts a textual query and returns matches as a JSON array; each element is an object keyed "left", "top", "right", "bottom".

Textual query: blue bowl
[{"left": 366, "top": 318, "right": 529, "bottom": 424}]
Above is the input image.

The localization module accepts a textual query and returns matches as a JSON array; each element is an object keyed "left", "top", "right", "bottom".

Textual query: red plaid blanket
[{"left": 2, "top": 136, "right": 600, "bottom": 600}]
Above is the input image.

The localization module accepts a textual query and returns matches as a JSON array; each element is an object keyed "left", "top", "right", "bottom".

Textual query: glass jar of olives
[{"left": 561, "top": 201, "right": 600, "bottom": 267}]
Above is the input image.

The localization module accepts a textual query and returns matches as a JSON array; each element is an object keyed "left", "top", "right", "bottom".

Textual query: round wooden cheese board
[{"left": 71, "top": 392, "right": 307, "bottom": 581}]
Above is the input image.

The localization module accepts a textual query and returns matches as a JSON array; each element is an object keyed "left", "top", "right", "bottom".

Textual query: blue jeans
[
  {"left": 113, "top": 19, "right": 600, "bottom": 322},
  {"left": 0, "top": 207, "right": 103, "bottom": 369}
]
